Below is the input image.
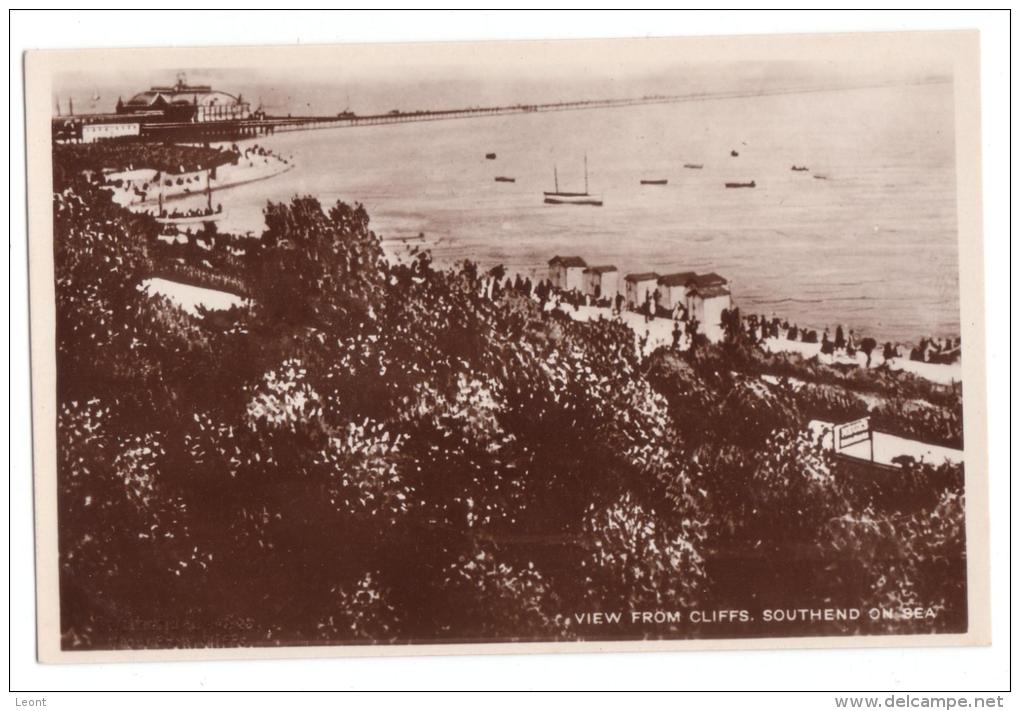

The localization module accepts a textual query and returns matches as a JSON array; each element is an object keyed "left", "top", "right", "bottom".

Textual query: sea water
[{"left": 207, "top": 82, "right": 959, "bottom": 344}]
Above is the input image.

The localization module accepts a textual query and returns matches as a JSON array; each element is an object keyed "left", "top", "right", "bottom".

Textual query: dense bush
[{"left": 53, "top": 142, "right": 238, "bottom": 192}]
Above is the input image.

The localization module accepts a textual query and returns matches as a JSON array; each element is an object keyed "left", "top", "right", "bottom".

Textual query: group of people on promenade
[
  {"left": 230, "top": 142, "right": 289, "bottom": 168},
  {"left": 726, "top": 310, "right": 959, "bottom": 367},
  {"left": 476, "top": 271, "right": 709, "bottom": 353},
  {"left": 635, "top": 288, "right": 673, "bottom": 323},
  {"left": 477, "top": 265, "right": 961, "bottom": 369},
  {"left": 631, "top": 290, "right": 705, "bottom": 347},
  {"left": 158, "top": 204, "right": 223, "bottom": 220},
  {"left": 910, "top": 336, "right": 961, "bottom": 364}
]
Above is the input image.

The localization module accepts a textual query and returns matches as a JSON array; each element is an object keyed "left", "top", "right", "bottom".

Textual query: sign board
[{"left": 836, "top": 417, "right": 871, "bottom": 450}]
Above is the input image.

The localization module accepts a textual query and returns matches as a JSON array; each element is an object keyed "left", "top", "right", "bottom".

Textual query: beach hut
[
  {"left": 583, "top": 265, "right": 619, "bottom": 302},
  {"left": 686, "top": 273, "right": 732, "bottom": 337},
  {"left": 657, "top": 272, "right": 699, "bottom": 311},
  {"left": 624, "top": 272, "right": 660, "bottom": 310},
  {"left": 548, "top": 256, "right": 587, "bottom": 292}
]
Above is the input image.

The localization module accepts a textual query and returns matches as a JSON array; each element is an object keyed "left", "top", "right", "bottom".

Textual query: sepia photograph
[{"left": 24, "top": 28, "right": 990, "bottom": 663}]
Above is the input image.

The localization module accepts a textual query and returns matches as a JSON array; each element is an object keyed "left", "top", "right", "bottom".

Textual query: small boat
[
  {"left": 640, "top": 179, "right": 668, "bottom": 185},
  {"left": 494, "top": 176, "right": 516, "bottom": 183},
  {"left": 545, "top": 196, "right": 603, "bottom": 206},
  {"left": 813, "top": 174, "right": 829, "bottom": 181},
  {"left": 155, "top": 211, "right": 224, "bottom": 226},
  {"left": 730, "top": 150, "right": 739, "bottom": 157},
  {"left": 791, "top": 165, "right": 809, "bottom": 172},
  {"left": 683, "top": 163, "right": 703, "bottom": 170},
  {"left": 544, "top": 155, "right": 603, "bottom": 206},
  {"left": 485, "top": 152, "right": 497, "bottom": 160},
  {"left": 724, "top": 180, "right": 756, "bottom": 189}
]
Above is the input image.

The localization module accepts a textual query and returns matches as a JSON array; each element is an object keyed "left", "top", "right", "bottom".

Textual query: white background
[{"left": 6, "top": 9, "right": 1013, "bottom": 704}]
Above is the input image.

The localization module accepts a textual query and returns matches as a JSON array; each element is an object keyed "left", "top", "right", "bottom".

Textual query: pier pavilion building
[{"left": 116, "top": 75, "right": 251, "bottom": 124}]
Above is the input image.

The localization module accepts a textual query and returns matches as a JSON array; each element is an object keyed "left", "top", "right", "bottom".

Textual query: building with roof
[
  {"left": 645, "top": 270, "right": 733, "bottom": 333},
  {"left": 623, "top": 272, "right": 660, "bottom": 310},
  {"left": 690, "top": 272, "right": 728, "bottom": 289},
  {"left": 657, "top": 271, "right": 699, "bottom": 311},
  {"left": 52, "top": 113, "right": 143, "bottom": 144},
  {"left": 548, "top": 256, "right": 587, "bottom": 292},
  {"left": 81, "top": 120, "right": 140, "bottom": 143},
  {"left": 685, "top": 275, "right": 732, "bottom": 337},
  {"left": 116, "top": 74, "right": 252, "bottom": 124},
  {"left": 583, "top": 265, "right": 618, "bottom": 302}
]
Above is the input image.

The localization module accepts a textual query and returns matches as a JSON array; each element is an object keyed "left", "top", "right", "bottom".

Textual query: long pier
[
  {"left": 264, "top": 93, "right": 693, "bottom": 133},
  {"left": 141, "top": 93, "right": 691, "bottom": 140},
  {"left": 138, "top": 78, "right": 947, "bottom": 142}
]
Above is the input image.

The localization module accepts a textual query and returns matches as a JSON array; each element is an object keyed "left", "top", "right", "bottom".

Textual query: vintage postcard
[{"left": 25, "top": 30, "right": 989, "bottom": 662}]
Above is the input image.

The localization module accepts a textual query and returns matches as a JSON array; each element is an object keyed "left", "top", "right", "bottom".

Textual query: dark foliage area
[
  {"left": 53, "top": 142, "right": 238, "bottom": 192},
  {"left": 54, "top": 148, "right": 967, "bottom": 650},
  {"left": 714, "top": 319, "right": 964, "bottom": 449}
]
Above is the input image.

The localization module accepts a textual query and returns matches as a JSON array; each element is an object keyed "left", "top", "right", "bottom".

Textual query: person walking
[
  {"left": 821, "top": 330, "right": 834, "bottom": 356},
  {"left": 883, "top": 341, "right": 896, "bottom": 362}
]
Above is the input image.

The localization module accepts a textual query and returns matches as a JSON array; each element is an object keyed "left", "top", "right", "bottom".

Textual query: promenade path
[
  {"left": 808, "top": 420, "right": 964, "bottom": 467},
  {"left": 547, "top": 300, "right": 961, "bottom": 387},
  {"left": 140, "top": 277, "right": 248, "bottom": 316}
]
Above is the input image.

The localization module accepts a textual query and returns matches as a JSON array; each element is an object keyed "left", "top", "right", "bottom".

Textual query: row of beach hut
[{"left": 547, "top": 255, "right": 733, "bottom": 331}]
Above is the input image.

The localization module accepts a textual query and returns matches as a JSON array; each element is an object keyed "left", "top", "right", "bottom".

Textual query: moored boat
[
  {"left": 791, "top": 165, "right": 809, "bottom": 172},
  {"left": 640, "top": 179, "right": 668, "bottom": 185},
  {"left": 724, "top": 180, "right": 756, "bottom": 188},
  {"left": 155, "top": 209, "right": 224, "bottom": 226},
  {"left": 544, "top": 195, "right": 603, "bottom": 206},
  {"left": 544, "top": 155, "right": 603, "bottom": 206},
  {"left": 494, "top": 176, "right": 516, "bottom": 183},
  {"left": 683, "top": 163, "right": 703, "bottom": 169},
  {"left": 485, "top": 152, "right": 497, "bottom": 160}
]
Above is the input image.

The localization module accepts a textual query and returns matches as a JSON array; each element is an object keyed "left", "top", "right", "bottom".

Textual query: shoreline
[
  {"left": 540, "top": 298, "right": 961, "bottom": 387},
  {"left": 130, "top": 161, "right": 294, "bottom": 209},
  {"left": 380, "top": 235, "right": 960, "bottom": 350},
  {"left": 94, "top": 138, "right": 961, "bottom": 375}
]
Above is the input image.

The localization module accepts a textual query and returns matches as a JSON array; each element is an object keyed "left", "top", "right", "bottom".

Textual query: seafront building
[
  {"left": 547, "top": 256, "right": 587, "bottom": 292},
  {"left": 624, "top": 272, "right": 660, "bottom": 309},
  {"left": 52, "top": 112, "right": 146, "bottom": 144},
  {"left": 115, "top": 75, "right": 252, "bottom": 123},
  {"left": 685, "top": 273, "right": 732, "bottom": 332},
  {"left": 583, "top": 265, "right": 619, "bottom": 301},
  {"left": 53, "top": 74, "right": 265, "bottom": 143},
  {"left": 656, "top": 272, "right": 699, "bottom": 311}
]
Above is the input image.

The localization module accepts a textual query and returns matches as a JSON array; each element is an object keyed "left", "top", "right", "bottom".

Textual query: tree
[
  {"left": 860, "top": 337, "right": 877, "bottom": 367},
  {"left": 581, "top": 493, "right": 705, "bottom": 619},
  {"left": 255, "top": 197, "right": 386, "bottom": 331},
  {"left": 821, "top": 485, "right": 965, "bottom": 634},
  {"left": 436, "top": 547, "right": 567, "bottom": 640}
]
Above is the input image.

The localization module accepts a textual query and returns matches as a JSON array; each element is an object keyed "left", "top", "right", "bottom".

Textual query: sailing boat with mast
[
  {"left": 154, "top": 169, "right": 225, "bottom": 226},
  {"left": 544, "top": 154, "right": 603, "bottom": 206}
]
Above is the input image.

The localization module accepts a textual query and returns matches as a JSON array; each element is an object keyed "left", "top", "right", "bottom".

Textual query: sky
[{"left": 50, "top": 39, "right": 951, "bottom": 118}]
